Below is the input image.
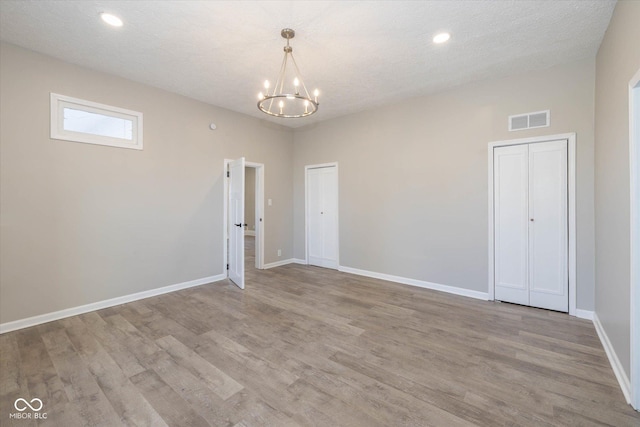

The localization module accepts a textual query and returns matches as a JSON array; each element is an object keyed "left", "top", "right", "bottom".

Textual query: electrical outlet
[{"left": 277, "top": 249, "right": 281, "bottom": 257}]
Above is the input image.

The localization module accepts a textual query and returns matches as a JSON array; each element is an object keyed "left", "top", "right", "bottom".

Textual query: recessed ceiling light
[
  {"left": 433, "top": 32, "right": 451, "bottom": 44},
  {"left": 100, "top": 13, "right": 123, "bottom": 27}
]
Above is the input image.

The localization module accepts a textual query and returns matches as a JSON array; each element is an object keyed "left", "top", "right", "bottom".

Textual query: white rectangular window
[{"left": 50, "top": 93, "right": 143, "bottom": 150}]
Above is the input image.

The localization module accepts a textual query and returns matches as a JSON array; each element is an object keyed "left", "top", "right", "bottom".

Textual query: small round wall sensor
[{"left": 209, "top": 123, "right": 217, "bottom": 130}]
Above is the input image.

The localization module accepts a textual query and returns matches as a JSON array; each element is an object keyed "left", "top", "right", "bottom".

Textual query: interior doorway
[
  {"left": 223, "top": 159, "right": 265, "bottom": 289},
  {"left": 629, "top": 68, "right": 640, "bottom": 411}
]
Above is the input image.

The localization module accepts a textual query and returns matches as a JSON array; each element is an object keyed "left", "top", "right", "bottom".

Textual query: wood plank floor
[{"left": 1, "top": 236, "right": 638, "bottom": 426}]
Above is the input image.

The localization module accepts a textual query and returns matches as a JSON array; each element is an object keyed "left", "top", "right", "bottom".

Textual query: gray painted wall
[
  {"left": 293, "top": 59, "right": 596, "bottom": 309},
  {"left": 0, "top": 43, "right": 294, "bottom": 324},
  {"left": 0, "top": 43, "right": 609, "bottom": 329},
  {"left": 594, "top": 0, "right": 640, "bottom": 378}
]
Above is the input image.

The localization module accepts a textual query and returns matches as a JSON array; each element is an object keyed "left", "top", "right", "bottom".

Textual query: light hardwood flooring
[{"left": 1, "top": 236, "right": 639, "bottom": 426}]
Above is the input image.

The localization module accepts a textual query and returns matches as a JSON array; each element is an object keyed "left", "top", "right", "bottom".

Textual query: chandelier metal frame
[{"left": 258, "top": 28, "right": 319, "bottom": 118}]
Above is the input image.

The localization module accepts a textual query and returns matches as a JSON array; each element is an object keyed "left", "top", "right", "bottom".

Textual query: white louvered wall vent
[{"left": 508, "top": 110, "right": 550, "bottom": 131}]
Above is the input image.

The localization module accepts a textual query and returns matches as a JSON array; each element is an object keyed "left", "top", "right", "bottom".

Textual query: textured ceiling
[{"left": 0, "top": 1, "right": 616, "bottom": 128}]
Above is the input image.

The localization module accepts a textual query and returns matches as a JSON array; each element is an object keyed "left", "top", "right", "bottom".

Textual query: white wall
[
  {"left": 293, "top": 59, "right": 596, "bottom": 309},
  {"left": 0, "top": 43, "right": 294, "bottom": 324},
  {"left": 594, "top": 0, "right": 640, "bottom": 379}
]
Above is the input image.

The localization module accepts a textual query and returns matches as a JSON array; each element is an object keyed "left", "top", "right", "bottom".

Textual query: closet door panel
[
  {"left": 494, "top": 145, "right": 529, "bottom": 305},
  {"left": 528, "top": 140, "right": 568, "bottom": 311},
  {"left": 307, "top": 168, "right": 324, "bottom": 267},
  {"left": 307, "top": 166, "right": 338, "bottom": 270},
  {"left": 321, "top": 167, "right": 339, "bottom": 268}
]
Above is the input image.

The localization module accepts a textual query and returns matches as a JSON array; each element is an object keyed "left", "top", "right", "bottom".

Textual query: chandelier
[{"left": 258, "top": 28, "right": 319, "bottom": 118}]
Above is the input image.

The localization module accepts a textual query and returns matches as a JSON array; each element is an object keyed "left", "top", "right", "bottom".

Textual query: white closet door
[
  {"left": 494, "top": 145, "right": 530, "bottom": 305},
  {"left": 308, "top": 168, "right": 324, "bottom": 266},
  {"left": 528, "top": 140, "right": 568, "bottom": 311},
  {"left": 493, "top": 140, "right": 568, "bottom": 312},
  {"left": 307, "top": 166, "right": 338, "bottom": 269}
]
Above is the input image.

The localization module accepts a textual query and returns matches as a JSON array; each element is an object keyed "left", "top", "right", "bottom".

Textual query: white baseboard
[
  {"left": 338, "top": 265, "right": 489, "bottom": 301},
  {"left": 575, "top": 309, "right": 594, "bottom": 320},
  {"left": 263, "top": 259, "right": 295, "bottom": 269},
  {"left": 263, "top": 258, "right": 308, "bottom": 269},
  {"left": 0, "top": 274, "right": 226, "bottom": 334},
  {"left": 245, "top": 230, "right": 256, "bottom": 236},
  {"left": 593, "top": 313, "right": 631, "bottom": 403}
]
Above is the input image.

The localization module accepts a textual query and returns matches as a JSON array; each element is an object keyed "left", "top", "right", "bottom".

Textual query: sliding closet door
[
  {"left": 494, "top": 145, "right": 530, "bottom": 305},
  {"left": 493, "top": 140, "right": 568, "bottom": 312},
  {"left": 528, "top": 140, "right": 568, "bottom": 312}
]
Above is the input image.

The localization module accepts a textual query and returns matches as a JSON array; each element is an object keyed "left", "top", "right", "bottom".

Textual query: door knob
[
  {"left": 234, "top": 223, "right": 242, "bottom": 227},
  {"left": 530, "top": 218, "right": 534, "bottom": 222}
]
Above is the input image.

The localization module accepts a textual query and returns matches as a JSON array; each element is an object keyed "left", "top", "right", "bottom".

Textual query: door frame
[
  {"left": 487, "top": 133, "right": 576, "bottom": 315},
  {"left": 304, "top": 162, "right": 339, "bottom": 266},
  {"left": 245, "top": 161, "right": 265, "bottom": 271},
  {"left": 629, "top": 68, "right": 640, "bottom": 410},
  {"left": 223, "top": 159, "right": 265, "bottom": 276}
]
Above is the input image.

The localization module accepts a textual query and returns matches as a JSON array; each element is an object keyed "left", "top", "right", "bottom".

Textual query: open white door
[{"left": 228, "top": 157, "right": 245, "bottom": 289}]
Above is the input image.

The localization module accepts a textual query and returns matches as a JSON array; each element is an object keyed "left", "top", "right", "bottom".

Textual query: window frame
[{"left": 50, "top": 93, "right": 143, "bottom": 150}]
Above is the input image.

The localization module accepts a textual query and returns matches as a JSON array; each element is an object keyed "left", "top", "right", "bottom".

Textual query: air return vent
[{"left": 509, "top": 110, "right": 550, "bottom": 131}]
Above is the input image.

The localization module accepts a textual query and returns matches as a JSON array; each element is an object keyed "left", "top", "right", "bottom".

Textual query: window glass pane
[{"left": 63, "top": 107, "right": 133, "bottom": 140}]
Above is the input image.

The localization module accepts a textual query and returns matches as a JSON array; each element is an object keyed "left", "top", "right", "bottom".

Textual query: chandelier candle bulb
[
  {"left": 294, "top": 78, "right": 300, "bottom": 95},
  {"left": 279, "top": 100, "right": 284, "bottom": 114},
  {"left": 314, "top": 89, "right": 319, "bottom": 103}
]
